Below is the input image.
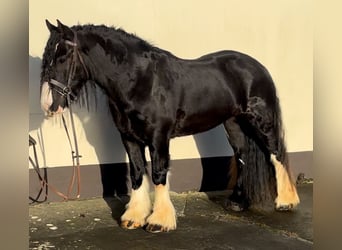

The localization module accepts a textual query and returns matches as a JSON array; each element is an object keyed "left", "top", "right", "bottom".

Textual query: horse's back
[
  {"left": 198, "top": 50, "right": 276, "bottom": 103},
  {"left": 176, "top": 49, "right": 275, "bottom": 106}
]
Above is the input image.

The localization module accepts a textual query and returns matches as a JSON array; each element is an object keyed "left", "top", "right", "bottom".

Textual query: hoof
[
  {"left": 224, "top": 199, "right": 248, "bottom": 212},
  {"left": 145, "top": 223, "right": 173, "bottom": 233},
  {"left": 275, "top": 203, "right": 294, "bottom": 212},
  {"left": 121, "top": 220, "right": 143, "bottom": 230}
]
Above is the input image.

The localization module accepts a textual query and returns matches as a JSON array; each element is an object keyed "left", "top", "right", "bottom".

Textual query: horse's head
[{"left": 40, "top": 20, "right": 89, "bottom": 116}]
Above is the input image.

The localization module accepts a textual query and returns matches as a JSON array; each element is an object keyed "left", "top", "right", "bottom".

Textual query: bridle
[
  {"left": 49, "top": 31, "right": 89, "bottom": 101},
  {"left": 47, "top": 30, "right": 89, "bottom": 200}
]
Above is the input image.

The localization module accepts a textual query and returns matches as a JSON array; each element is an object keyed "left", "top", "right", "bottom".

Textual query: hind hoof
[
  {"left": 145, "top": 223, "right": 174, "bottom": 233},
  {"left": 224, "top": 199, "right": 247, "bottom": 212},
  {"left": 275, "top": 196, "right": 299, "bottom": 212},
  {"left": 121, "top": 220, "right": 143, "bottom": 230},
  {"left": 275, "top": 204, "right": 294, "bottom": 212}
]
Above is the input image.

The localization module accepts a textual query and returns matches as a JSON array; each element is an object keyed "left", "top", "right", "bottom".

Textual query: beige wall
[{"left": 29, "top": 0, "right": 312, "bottom": 168}]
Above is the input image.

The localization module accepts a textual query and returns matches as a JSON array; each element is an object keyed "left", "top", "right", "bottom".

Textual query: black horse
[{"left": 40, "top": 20, "right": 299, "bottom": 233}]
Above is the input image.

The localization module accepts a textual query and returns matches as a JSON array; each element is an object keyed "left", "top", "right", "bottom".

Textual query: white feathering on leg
[
  {"left": 121, "top": 175, "right": 152, "bottom": 229},
  {"left": 147, "top": 173, "right": 177, "bottom": 232},
  {"left": 270, "top": 154, "right": 300, "bottom": 209}
]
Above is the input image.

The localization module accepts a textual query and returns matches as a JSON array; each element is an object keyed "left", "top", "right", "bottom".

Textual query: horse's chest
[{"left": 112, "top": 107, "right": 154, "bottom": 142}]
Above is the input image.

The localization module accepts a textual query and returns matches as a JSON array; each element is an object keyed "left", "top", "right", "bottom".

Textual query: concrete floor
[{"left": 29, "top": 183, "right": 312, "bottom": 249}]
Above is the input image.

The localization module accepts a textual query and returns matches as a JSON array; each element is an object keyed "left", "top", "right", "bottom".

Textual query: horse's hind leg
[
  {"left": 120, "top": 137, "right": 152, "bottom": 229},
  {"left": 224, "top": 117, "right": 250, "bottom": 211}
]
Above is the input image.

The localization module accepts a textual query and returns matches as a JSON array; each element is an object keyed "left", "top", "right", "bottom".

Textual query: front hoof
[
  {"left": 145, "top": 223, "right": 173, "bottom": 233},
  {"left": 121, "top": 220, "right": 143, "bottom": 230}
]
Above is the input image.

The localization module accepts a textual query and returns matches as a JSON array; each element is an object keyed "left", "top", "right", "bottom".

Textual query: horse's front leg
[
  {"left": 146, "top": 136, "right": 177, "bottom": 233},
  {"left": 120, "top": 137, "right": 152, "bottom": 229}
]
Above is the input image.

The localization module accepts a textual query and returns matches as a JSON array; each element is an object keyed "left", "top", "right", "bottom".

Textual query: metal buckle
[
  {"left": 62, "top": 86, "right": 71, "bottom": 96},
  {"left": 49, "top": 79, "right": 76, "bottom": 100}
]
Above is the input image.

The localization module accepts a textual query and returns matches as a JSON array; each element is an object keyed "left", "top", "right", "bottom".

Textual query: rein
[{"left": 47, "top": 31, "right": 88, "bottom": 200}]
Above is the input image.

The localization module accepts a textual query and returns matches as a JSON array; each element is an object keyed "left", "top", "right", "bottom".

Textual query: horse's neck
[{"left": 84, "top": 43, "right": 149, "bottom": 105}]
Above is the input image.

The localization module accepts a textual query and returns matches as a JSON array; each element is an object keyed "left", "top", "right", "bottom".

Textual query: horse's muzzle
[{"left": 40, "top": 81, "right": 64, "bottom": 116}]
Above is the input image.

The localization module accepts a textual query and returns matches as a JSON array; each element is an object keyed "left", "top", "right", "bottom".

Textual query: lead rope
[
  {"left": 61, "top": 106, "right": 81, "bottom": 199},
  {"left": 32, "top": 84, "right": 82, "bottom": 201},
  {"left": 63, "top": 39, "right": 82, "bottom": 200}
]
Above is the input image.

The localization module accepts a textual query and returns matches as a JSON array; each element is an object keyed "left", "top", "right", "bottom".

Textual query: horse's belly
[
  {"left": 170, "top": 84, "right": 238, "bottom": 137},
  {"left": 171, "top": 107, "right": 231, "bottom": 137}
]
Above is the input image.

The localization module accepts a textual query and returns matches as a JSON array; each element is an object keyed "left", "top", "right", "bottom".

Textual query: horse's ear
[
  {"left": 45, "top": 19, "right": 58, "bottom": 33},
  {"left": 56, "top": 19, "right": 74, "bottom": 41}
]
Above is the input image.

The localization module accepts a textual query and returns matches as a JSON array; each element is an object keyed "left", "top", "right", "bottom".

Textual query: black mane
[{"left": 74, "top": 24, "right": 154, "bottom": 51}]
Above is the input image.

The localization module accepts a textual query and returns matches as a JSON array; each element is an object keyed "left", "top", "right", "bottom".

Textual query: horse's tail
[
  {"left": 241, "top": 135, "right": 277, "bottom": 209},
  {"left": 241, "top": 94, "right": 292, "bottom": 210},
  {"left": 273, "top": 96, "right": 294, "bottom": 182}
]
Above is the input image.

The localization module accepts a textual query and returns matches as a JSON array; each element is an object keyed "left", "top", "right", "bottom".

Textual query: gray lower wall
[{"left": 29, "top": 151, "right": 312, "bottom": 203}]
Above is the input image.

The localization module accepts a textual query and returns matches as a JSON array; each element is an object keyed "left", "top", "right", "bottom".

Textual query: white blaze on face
[{"left": 40, "top": 82, "right": 53, "bottom": 113}]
